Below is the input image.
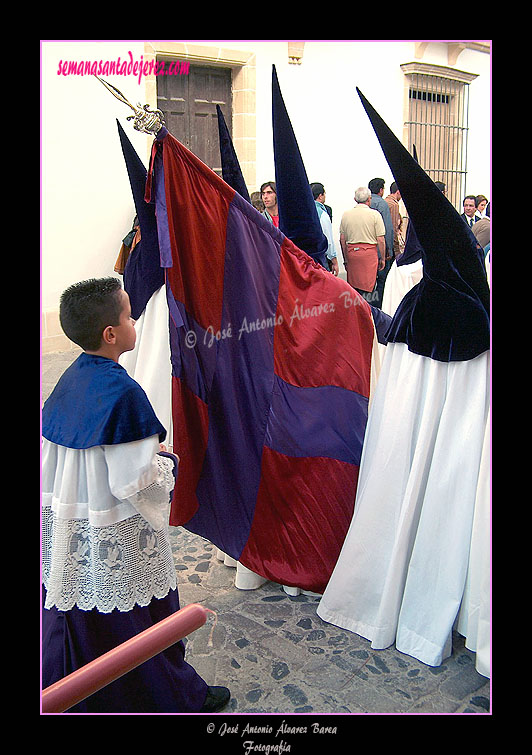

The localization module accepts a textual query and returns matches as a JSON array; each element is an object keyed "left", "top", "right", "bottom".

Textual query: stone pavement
[{"left": 41, "top": 348, "right": 491, "bottom": 717}]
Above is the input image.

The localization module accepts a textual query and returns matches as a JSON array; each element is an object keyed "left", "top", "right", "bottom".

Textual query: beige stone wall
[
  {"left": 144, "top": 41, "right": 257, "bottom": 191},
  {"left": 42, "top": 309, "right": 78, "bottom": 354}
]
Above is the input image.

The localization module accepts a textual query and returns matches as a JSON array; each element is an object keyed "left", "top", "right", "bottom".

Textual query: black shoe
[{"left": 199, "top": 686, "right": 231, "bottom": 713}]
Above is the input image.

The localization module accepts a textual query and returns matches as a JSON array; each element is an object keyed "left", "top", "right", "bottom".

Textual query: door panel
[{"left": 157, "top": 61, "right": 232, "bottom": 175}]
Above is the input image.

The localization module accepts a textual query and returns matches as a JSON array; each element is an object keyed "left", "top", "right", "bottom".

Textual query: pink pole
[{"left": 41, "top": 603, "right": 208, "bottom": 714}]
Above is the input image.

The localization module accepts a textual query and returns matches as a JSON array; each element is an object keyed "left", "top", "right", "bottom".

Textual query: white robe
[
  {"left": 381, "top": 259, "right": 423, "bottom": 318},
  {"left": 456, "top": 409, "right": 491, "bottom": 677},
  {"left": 120, "top": 285, "right": 173, "bottom": 448},
  {"left": 317, "top": 342, "right": 490, "bottom": 668}
]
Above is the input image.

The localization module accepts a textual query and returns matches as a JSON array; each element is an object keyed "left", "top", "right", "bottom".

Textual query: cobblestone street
[
  {"left": 169, "top": 526, "right": 490, "bottom": 715},
  {"left": 42, "top": 348, "right": 491, "bottom": 717}
]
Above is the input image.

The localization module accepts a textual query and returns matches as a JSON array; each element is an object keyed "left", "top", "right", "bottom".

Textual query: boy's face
[{"left": 113, "top": 289, "right": 137, "bottom": 354}]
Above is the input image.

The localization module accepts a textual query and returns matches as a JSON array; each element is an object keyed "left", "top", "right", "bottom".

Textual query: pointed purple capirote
[
  {"left": 272, "top": 65, "right": 328, "bottom": 268},
  {"left": 117, "top": 120, "right": 165, "bottom": 320},
  {"left": 216, "top": 104, "right": 251, "bottom": 203}
]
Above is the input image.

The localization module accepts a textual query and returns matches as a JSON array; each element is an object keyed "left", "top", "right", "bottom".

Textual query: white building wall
[
  {"left": 41, "top": 40, "right": 153, "bottom": 349},
  {"left": 41, "top": 40, "right": 490, "bottom": 352},
  {"left": 454, "top": 46, "right": 491, "bottom": 196},
  {"left": 252, "top": 39, "right": 417, "bottom": 250}
]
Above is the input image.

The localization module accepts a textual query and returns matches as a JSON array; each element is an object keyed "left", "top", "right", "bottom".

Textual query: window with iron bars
[{"left": 404, "top": 72, "right": 470, "bottom": 212}]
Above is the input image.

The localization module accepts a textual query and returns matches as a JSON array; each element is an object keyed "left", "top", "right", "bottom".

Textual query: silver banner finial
[{"left": 94, "top": 76, "right": 165, "bottom": 135}]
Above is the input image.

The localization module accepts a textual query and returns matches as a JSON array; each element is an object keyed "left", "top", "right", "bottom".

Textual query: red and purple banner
[{"left": 148, "top": 129, "right": 375, "bottom": 593}]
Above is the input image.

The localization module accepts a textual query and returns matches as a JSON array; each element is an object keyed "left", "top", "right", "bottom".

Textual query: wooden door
[{"left": 157, "top": 61, "right": 232, "bottom": 175}]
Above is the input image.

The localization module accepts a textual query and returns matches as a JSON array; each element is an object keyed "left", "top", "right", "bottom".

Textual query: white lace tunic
[{"left": 42, "top": 434, "right": 178, "bottom": 614}]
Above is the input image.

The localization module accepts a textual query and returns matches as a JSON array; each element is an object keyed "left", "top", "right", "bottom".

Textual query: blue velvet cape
[{"left": 42, "top": 353, "right": 166, "bottom": 449}]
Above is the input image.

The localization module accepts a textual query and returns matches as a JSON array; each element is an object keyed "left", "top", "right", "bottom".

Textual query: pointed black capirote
[
  {"left": 216, "top": 105, "right": 251, "bottom": 203},
  {"left": 272, "top": 65, "right": 328, "bottom": 267},
  {"left": 356, "top": 88, "right": 489, "bottom": 361},
  {"left": 117, "top": 120, "right": 164, "bottom": 320}
]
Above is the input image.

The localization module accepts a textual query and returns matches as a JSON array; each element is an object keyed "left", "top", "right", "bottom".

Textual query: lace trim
[
  {"left": 43, "top": 507, "right": 177, "bottom": 613},
  {"left": 42, "top": 451, "right": 179, "bottom": 613},
  {"left": 123, "top": 454, "right": 177, "bottom": 531}
]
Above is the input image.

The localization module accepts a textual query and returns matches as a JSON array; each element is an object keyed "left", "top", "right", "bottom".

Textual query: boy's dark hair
[{"left": 59, "top": 277, "right": 124, "bottom": 351}]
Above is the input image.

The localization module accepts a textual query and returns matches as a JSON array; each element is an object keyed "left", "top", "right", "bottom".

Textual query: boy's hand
[{"left": 158, "top": 445, "right": 180, "bottom": 463}]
